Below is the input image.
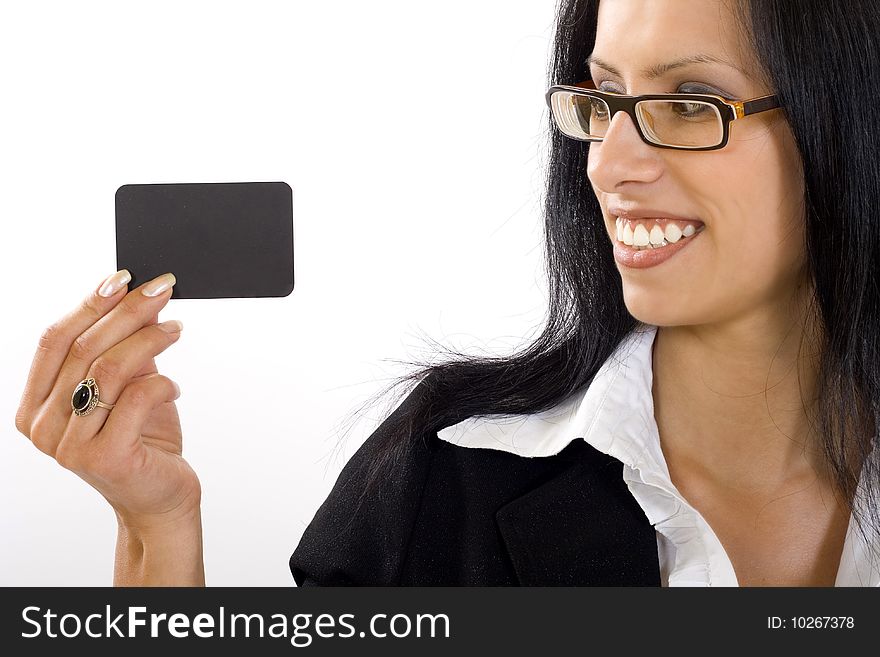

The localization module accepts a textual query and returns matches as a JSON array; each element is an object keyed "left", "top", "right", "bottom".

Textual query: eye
[
  {"left": 595, "top": 80, "right": 624, "bottom": 93},
  {"left": 671, "top": 100, "right": 714, "bottom": 119}
]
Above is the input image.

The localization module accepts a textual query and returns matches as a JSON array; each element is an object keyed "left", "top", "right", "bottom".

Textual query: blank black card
[{"left": 115, "top": 181, "right": 294, "bottom": 299}]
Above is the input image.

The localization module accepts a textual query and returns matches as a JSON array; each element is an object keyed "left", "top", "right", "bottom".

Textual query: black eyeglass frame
[{"left": 545, "top": 79, "right": 781, "bottom": 151}]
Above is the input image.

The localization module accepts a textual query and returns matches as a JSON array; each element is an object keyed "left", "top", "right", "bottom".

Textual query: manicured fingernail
[
  {"left": 156, "top": 319, "right": 183, "bottom": 333},
  {"left": 157, "top": 319, "right": 183, "bottom": 333},
  {"left": 98, "top": 269, "right": 132, "bottom": 297},
  {"left": 142, "top": 273, "right": 176, "bottom": 297}
]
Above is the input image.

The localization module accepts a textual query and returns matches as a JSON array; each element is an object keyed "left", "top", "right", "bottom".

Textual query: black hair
[{"left": 332, "top": 0, "right": 880, "bottom": 568}]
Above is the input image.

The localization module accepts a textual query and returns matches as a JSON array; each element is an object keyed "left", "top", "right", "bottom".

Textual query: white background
[{"left": 1, "top": 0, "right": 559, "bottom": 585}]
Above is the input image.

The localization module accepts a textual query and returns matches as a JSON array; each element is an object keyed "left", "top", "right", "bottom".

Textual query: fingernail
[
  {"left": 172, "top": 380, "right": 181, "bottom": 398},
  {"left": 142, "top": 273, "right": 176, "bottom": 297},
  {"left": 98, "top": 269, "right": 132, "bottom": 297},
  {"left": 157, "top": 319, "right": 183, "bottom": 333}
]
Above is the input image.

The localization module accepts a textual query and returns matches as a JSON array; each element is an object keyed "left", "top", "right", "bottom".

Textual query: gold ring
[{"left": 71, "top": 377, "right": 116, "bottom": 416}]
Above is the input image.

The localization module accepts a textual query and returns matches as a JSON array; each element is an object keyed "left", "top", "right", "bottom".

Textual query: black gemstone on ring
[{"left": 72, "top": 382, "right": 93, "bottom": 412}]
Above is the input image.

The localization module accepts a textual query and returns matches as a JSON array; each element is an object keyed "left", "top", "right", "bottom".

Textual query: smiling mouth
[{"left": 613, "top": 216, "right": 706, "bottom": 249}]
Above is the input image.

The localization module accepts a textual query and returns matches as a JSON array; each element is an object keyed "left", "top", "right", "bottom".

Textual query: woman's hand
[{"left": 14, "top": 270, "right": 200, "bottom": 531}]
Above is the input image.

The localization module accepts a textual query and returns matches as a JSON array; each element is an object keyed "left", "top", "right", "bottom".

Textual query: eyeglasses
[{"left": 545, "top": 79, "right": 780, "bottom": 151}]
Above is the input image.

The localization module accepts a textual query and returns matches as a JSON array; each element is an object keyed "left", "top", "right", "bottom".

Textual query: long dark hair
[{"left": 333, "top": 0, "right": 880, "bottom": 564}]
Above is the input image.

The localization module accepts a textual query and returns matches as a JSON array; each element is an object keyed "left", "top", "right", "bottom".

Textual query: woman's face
[{"left": 586, "top": 0, "right": 806, "bottom": 328}]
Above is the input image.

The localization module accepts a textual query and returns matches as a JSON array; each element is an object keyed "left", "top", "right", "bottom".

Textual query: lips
[
  {"left": 613, "top": 225, "right": 704, "bottom": 269},
  {"left": 608, "top": 206, "right": 705, "bottom": 227}
]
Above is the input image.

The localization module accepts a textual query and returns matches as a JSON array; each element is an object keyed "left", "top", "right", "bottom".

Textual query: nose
[{"left": 587, "top": 108, "right": 664, "bottom": 191}]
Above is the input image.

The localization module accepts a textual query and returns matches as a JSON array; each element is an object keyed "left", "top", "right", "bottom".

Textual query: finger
[
  {"left": 35, "top": 273, "right": 177, "bottom": 447},
  {"left": 56, "top": 373, "right": 181, "bottom": 479},
  {"left": 15, "top": 269, "right": 132, "bottom": 434},
  {"left": 130, "top": 312, "right": 161, "bottom": 379},
  {"left": 133, "top": 312, "right": 162, "bottom": 378},
  {"left": 98, "top": 373, "right": 181, "bottom": 455},
  {"left": 133, "top": 356, "right": 159, "bottom": 380},
  {"left": 62, "top": 319, "right": 184, "bottom": 441},
  {"left": 31, "top": 358, "right": 158, "bottom": 458},
  {"left": 29, "top": 321, "right": 180, "bottom": 460}
]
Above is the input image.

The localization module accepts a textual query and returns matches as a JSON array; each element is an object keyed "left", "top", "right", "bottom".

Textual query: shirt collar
[{"left": 436, "top": 322, "right": 676, "bottom": 490}]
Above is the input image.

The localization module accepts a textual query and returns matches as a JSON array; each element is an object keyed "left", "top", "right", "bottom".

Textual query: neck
[{"left": 650, "top": 287, "right": 827, "bottom": 491}]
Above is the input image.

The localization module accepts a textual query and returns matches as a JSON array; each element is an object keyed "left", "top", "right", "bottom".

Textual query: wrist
[
  {"left": 114, "top": 506, "right": 205, "bottom": 586},
  {"left": 114, "top": 500, "right": 202, "bottom": 536}
]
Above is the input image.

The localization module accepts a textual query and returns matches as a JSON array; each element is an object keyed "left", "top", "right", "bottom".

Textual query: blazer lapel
[{"left": 495, "top": 456, "right": 661, "bottom": 586}]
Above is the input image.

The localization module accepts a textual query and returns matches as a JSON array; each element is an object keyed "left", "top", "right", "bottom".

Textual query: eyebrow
[{"left": 586, "top": 53, "right": 742, "bottom": 80}]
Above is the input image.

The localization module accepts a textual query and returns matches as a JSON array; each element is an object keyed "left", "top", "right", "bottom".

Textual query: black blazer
[{"left": 289, "top": 385, "right": 662, "bottom": 586}]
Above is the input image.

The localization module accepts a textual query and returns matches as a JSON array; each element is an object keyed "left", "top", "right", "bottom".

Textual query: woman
[{"left": 15, "top": 0, "right": 880, "bottom": 586}]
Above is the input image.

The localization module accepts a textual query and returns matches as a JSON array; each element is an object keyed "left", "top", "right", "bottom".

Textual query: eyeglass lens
[{"left": 551, "top": 92, "right": 724, "bottom": 148}]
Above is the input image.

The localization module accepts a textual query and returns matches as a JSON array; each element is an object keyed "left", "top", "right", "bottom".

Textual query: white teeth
[
  {"left": 632, "top": 224, "right": 650, "bottom": 246},
  {"left": 649, "top": 224, "right": 665, "bottom": 246},
  {"left": 665, "top": 223, "right": 683, "bottom": 243},
  {"left": 615, "top": 217, "right": 702, "bottom": 250}
]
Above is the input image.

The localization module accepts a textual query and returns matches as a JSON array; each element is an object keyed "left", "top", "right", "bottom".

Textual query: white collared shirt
[{"left": 437, "top": 323, "right": 880, "bottom": 586}]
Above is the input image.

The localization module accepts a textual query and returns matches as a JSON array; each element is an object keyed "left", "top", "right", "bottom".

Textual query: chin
[{"left": 622, "top": 293, "right": 696, "bottom": 328}]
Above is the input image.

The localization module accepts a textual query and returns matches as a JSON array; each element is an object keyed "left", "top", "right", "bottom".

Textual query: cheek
[
  {"left": 710, "top": 221, "right": 803, "bottom": 292},
  {"left": 700, "top": 170, "right": 806, "bottom": 300}
]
